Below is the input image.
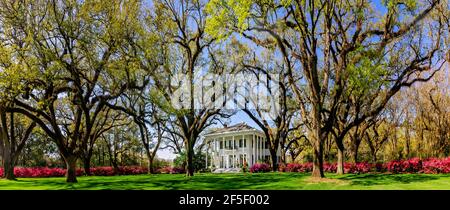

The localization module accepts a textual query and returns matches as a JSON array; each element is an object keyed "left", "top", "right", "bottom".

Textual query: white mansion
[{"left": 204, "top": 123, "right": 281, "bottom": 173}]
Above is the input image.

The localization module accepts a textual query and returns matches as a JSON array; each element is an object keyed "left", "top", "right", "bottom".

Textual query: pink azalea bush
[
  {"left": 344, "top": 162, "right": 372, "bottom": 174},
  {"left": 118, "top": 166, "right": 148, "bottom": 175},
  {"left": 385, "top": 158, "right": 423, "bottom": 173},
  {"left": 280, "top": 162, "right": 370, "bottom": 173},
  {"left": 250, "top": 163, "right": 271, "bottom": 173},
  {"left": 2, "top": 157, "right": 450, "bottom": 177},
  {"left": 157, "top": 166, "right": 186, "bottom": 174},
  {"left": 158, "top": 166, "right": 173, "bottom": 174},
  {"left": 170, "top": 166, "right": 186, "bottom": 174},
  {"left": 283, "top": 163, "right": 312, "bottom": 172},
  {"left": 89, "top": 167, "right": 116, "bottom": 176},
  {"left": 278, "top": 163, "right": 286, "bottom": 172},
  {"left": 277, "top": 157, "right": 450, "bottom": 174},
  {"left": 0, "top": 166, "right": 149, "bottom": 178},
  {"left": 324, "top": 163, "right": 337, "bottom": 173},
  {"left": 421, "top": 157, "right": 450, "bottom": 174}
]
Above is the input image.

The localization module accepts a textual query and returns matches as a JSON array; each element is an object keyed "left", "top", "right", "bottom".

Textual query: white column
[
  {"left": 263, "top": 137, "right": 265, "bottom": 161},
  {"left": 255, "top": 136, "right": 258, "bottom": 162},
  {"left": 205, "top": 142, "right": 208, "bottom": 169},
  {"left": 259, "top": 136, "right": 262, "bottom": 161},
  {"left": 226, "top": 155, "right": 229, "bottom": 168},
  {"left": 254, "top": 136, "right": 257, "bottom": 163},
  {"left": 242, "top": 134, "right": 245, "bottom": 166},
  {"left": 232, "top": 136, "right": 235, "bottom": 168},
  {"left": 222, "top": 137, "right": 225, "bottom": 168},
  {"left": 262, "top": 136, "right": 265, "bottom": 161},
  {"left": 261, "top": 137, "right": 263, "bottom": 161},
  {"left": 256, "top": 136, "right": 259, "bottom": 163},
  {"left": 252, "top": 134, "right": 255, "bottom": 165}
]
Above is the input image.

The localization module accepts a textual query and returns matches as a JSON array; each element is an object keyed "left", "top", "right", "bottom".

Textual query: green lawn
[{"left": 1, "top": 173, "right": 450, "bottom": 190}]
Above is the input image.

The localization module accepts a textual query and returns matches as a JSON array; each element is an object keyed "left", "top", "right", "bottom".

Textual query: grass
[{"left": 1, "top": 172, "right": 450, "bottom": 190}]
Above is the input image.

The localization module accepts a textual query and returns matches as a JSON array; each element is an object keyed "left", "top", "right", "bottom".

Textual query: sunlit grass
[{"left": 1, "top": 172, "right": 450, "bottom": 190}]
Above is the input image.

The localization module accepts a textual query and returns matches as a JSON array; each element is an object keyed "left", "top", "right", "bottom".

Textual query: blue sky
[{"left": 157, "top": 110, "right": 261, "bottom": 160}]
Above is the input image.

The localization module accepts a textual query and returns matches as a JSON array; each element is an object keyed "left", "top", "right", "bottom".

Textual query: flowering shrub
[
  {"left": 159, "top": 166, "right": 173, "bottom": 174},
  {"left": 421, "top": 157, "right": 450, "bottom": 174},
  {"left": 250, "top": 163, "right": 271, "bottom": 173},
  {"left": 13, "top": 167, "right": 67, "bottom": 178},
  {"left": 0, "top": 166, "right": 148, "bottom": 178},
  {"left": 157, "top": 166, "right": 185, "bottom": 174},
  {"left": 403, "top": 158, "right": 423, "bottom": 173},
  {"left": 170, "top": 167, "right": 186, "bottom": 174},
  {"left": 324, "top": 163, "right": 337, "bottom": 173},
  {"left": 2, "top": 157, "right": 450, "bottom": 177},
  {"left": 344, "top": 162, "right": 372, "bottom": 174},
  {"left": 90, "top": 167, "right": 116, "bottom": 176},
  {"left": 283, "top": 163, "right": 312, "bottom": 172},
  {"left": 385, "top": 158, "right": 423, "bottom": 173},
  {"left": 375, "top": 163, "right": 384, "bottom": 172},
  {"left": 275, "top": 157, "right": 450, "bottom": 174},
  {"left": 117, "top": 166, "right": 148, "bottom": 175},
  {"left": 284, "top": 163, "right": 300, "bottom": 172},
  {"left": 278, "top": 163, "right": 286, "bottom": 172}
]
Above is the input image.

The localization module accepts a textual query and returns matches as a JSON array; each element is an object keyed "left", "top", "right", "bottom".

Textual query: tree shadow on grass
[
  {"left": 1, "top": 173, "right": 311, "bottom": 190},
  {"left": 111, "top": 173, "right": 308, "bottom": 190},
  {"left": 92, "top": 173, "right": 310, "bottom": 190},
  {"left": 337, "top": 174, "right": 443, "bottom": 186}
]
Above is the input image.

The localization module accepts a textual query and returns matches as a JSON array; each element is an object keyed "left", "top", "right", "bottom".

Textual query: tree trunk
[
  {"left": 372, "top": 152, "right": 377, "bottom": 163},
  {"left": 311, "top": 147, "right": 324, "bottom": 178},
  {"left": 186, "top": 150, "right": 194, "bottom": 177},
  {"left": 83, "top": 157, "right": 91, "bottom": 176},
  {"left": 280, "top": 147, "right": 287, "bottom": 164},
  {"left": 2, "top": 151, "right": 16, "bottom": 180},
  {"left": 148, "top": 154, "right": 155, "bottom": 174},
  {"left": 64, "top": 155, "right": 78, "bottom": 183},
  {"left": 352, "top": 144, "right": 359, "bottom": 163},
  {"left": 112, "top": 160, "right": 119, "bottom": 175},
  {"left": 311, "top": 133, "right": 325, "bottom": 178},
  {"left": 269, "top": 149, "right": 278, "bottom": 172},
  {"left": 185, "top": 141, "right": 194, "bottom": 177},
  {"left": 418, "top": 128, "right": 423, "bottom": 159},
  {"left": 311, "top": 124, "right": 325, "bottom": 178},
  {"left": 336, "top": 146, "right": 345, "bottom": 175},
  {"left": 0, "top": 110, "right": 15, "bottom": 180},
  {"left": 148, "top": 159, "right": 154, "bottom": 174}
]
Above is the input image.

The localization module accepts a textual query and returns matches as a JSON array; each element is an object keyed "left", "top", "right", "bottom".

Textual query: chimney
[{"left": 223, "top": 123, "right": 228, "bottom": 128}]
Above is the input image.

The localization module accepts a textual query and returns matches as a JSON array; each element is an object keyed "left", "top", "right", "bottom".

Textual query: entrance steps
[{"left": 212, "top": 168, "right": 241, "bottom": 173}]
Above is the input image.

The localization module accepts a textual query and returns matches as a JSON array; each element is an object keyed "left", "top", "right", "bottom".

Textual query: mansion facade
[{"left": 204, "top": 123, "right": 280, "bottom": 173}]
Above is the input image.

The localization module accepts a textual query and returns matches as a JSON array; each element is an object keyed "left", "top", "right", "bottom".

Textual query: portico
[{"left": 204, "top": 123, "right": 279, "bottom": 172}]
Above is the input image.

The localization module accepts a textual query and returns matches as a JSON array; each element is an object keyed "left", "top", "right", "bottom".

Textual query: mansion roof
[{"left": 204, "top": 122, "right": 259, "bottom": 136}]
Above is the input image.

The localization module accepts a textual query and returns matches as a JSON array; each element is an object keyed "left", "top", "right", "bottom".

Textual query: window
[
  {"left": 229, "top": 140, "right": 232, "bottom": 149},
  {"left": 239, "top": 139, "right": 242, "bottom": 148},
  {"left": 220, "top": 141, "right": 223, "bottom": 149},
  {"left": 244, "top": 139, "right": 246, "bottom": 147}
]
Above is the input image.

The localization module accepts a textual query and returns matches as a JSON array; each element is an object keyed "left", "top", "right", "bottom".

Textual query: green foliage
[
  {"left": 346, "top": 46, "right": 389, "bottom": 98},
  {"left": 383, "top": 0, "right": 417, "bottom": 11},
  {"left": 173, "top": 151, "right": 207, "bottom": 172},
  {"left": 205, "top": 0, "right": 253, "bottom": 40}
]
